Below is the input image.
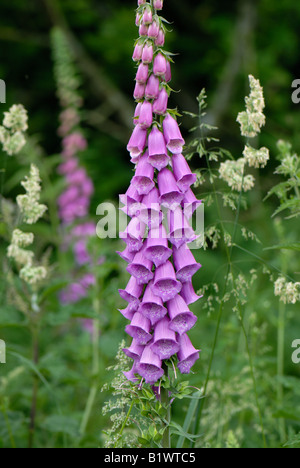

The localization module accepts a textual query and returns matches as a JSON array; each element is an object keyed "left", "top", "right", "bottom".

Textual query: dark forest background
[{"left": 1, "top": 0, "right": 300, "bottom": 208}]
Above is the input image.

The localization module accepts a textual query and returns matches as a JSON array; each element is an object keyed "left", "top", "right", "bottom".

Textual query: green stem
[
  {"left": 233, "top": 243, "right": 295, "bottom": 283},
  {"left": 161, "top": 384, "right": 171, "bottom": 448},
  {"left": 116, "top": 400, "right": 135, "bottom": 447},
  {"left": 277, "top": 300, "right": 286, "bottom": 443},
  {"left": 79, "top": 309, "right": 100, "bottom": 437},
  {"left": 28, "top": 327, "right": 39, "bottom": 449},
  {"left": 1, "top": 402, "right": 17, "bottom": 448},
  {"left": 276, "top": 224, "right": 288, "bottom": 443},
  {"left": 79, "top": 385, "right": 98, "bottom": 437},
  {"left": 193, "top": 162, "right": 266, "bottom": 447},
  {"left": 192, "top": 155, "right": 235, "bottom": 441},
  {"left": 237, "top": 306, "right": 267, "bottom": 448},
  {"left": 192, "top": 264, "right": 231, "bottom": 441},
  {"left": 293, "top": 177, "right": 300, "bottom": 199}
]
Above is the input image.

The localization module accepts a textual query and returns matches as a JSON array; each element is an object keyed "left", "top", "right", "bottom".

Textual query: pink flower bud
[
  {"left": 164, "top": 60, "right": 172, "bottom": 83},
  {"left": 133, "top": 82, "right": 146, "bottom": 100},
  {"left": 136, "top": 63, "right": 149, "bottom": 84},
  {"left": 138, "top": 0, "right": 146, "bottom": 5},
  {"left": 153, "top": 53, "right": 167, "bottom": 77},
  {"left": 143, "top": 7, "right": 153, "bottom": 25},
  {"left": 139, "top": 23, "right": 148, "bottom": 37},
  {"left": 142, "top": 43, "right": 154, "bottom": 64},
  {"left": 145, "top": 74, "right": 160, "bottom": 100},
  {"left": 148, "top": 20, "right": 160, "bottom": 39},
  {"left": 139, "top": 101, "right": 153, "bottom": 129},
  {"left": 153, "top": 0, "right": 163, "bottom": 10},
  {"left": 133, "top": 102, "right": 142, "bottom": 126},
  {"left": 155, "top": 29, "right": 165, "bottom": 47},
  {"left": 153, "top": 88, "right": 168, "bottom": 115},
  {"left": 132, "top": 42, "right": 143, "bottom": 62}
]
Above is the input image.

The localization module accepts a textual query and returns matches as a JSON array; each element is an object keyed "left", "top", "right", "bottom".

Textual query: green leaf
[
  {"left": 169, "top": 421, "right": 202, "bottom": 443},
  {"left": 176, "top": 391, "right": 202, "bottom": 448},
  {"left": 272, "top": 199, "right": 300, "bottom": 217},
  {"left": 283, "top": 433, "right": 300, "bottom": 448},
  {"left": 8, "top": 350, "right": 55, "bottom": 397},
  {"left": 137, "top": 437, "right": 150, "bottom": 447},
  {"left": 39, "top": 281, "right": 69, "bottom": 304},
  {"left": 264, "top": 242, "right": 300, "bottom": 252}
]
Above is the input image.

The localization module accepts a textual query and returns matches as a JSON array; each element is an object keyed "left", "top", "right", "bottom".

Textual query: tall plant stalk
[
  {"left": 79, "top": 300, "right": 100, "bottom": 438},
  {"left": 28, "top": 326, "right": 39, "bottom": 449},
  {"left": 276, "top": 222, "right": 288, "bottom": 443}
]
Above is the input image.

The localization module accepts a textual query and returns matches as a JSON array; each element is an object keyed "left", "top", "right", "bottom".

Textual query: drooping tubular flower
[{"left": 118, "top": 0, "right": 201, "bottom": 385}]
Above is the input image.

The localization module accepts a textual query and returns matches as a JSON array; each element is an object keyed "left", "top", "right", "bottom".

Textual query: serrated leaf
[{"left": 283, "top": 433, "right": 300, "bottom": 448}]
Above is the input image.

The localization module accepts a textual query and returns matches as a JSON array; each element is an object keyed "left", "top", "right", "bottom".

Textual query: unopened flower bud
[
  {"left": 132, "top": 42, "right": 143, "bottom": 61},
  {"left": 136, "top": 63, "right": 149, "bottom": 84},
  {"left": 148, "top": 20, "right": 160, "bottom": 39},
  {"left": 134, "top": 102, "right": 142, "bottom": 126},
  {"left": 155, "top": 29, "right": 165, "bottom": 47},
  {"left": 153, "top": 53, "right": 167, "bottom": 77},
  {"left": 145, "top": 74, "right": 160, "bottom": 100},
  {"left": 164, "top": 60, "right": 172, "bottom": 83},
  {"left": 142, "top": 43, "right": 154, "bottom": 64},
  {"left": 143, "top": 6, "right": 153, "bottom": 25},
  {"left": 139, "top": 23, "right": 149, "bottom": 37},
  {"left": 139, "top": 101, "right": 153, "bottom": 129},
  {"left": 153, "top": 88, "right": 168, "bottom": 115},
  {"left": 134, "top": 82, "right": 146, "bottom": 100},
  {"left": 153, "top": 0, "right": 163, "bottom": 10}
]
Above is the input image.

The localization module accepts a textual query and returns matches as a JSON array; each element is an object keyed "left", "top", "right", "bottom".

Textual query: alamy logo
[
  {"left": 0, "top": 79, "right": 6, "bottom": 103},
  {"left": 291, "top": 79, "right": 300, "bottom": 104},
  {"left": 291, "top": 339, "right": 300, "bottom": 364},
  {"left": 0, "top": 339, "right": 6, "bottom": 364},
  {"left": 96, "top": 202, "right": 205, "bottom": 250}
]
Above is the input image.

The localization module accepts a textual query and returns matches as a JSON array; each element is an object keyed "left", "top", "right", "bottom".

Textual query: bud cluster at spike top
[{"left": 118, "top": 0, "right": 202, "bottom": 386}]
